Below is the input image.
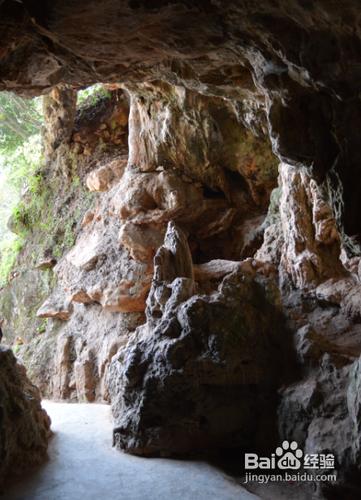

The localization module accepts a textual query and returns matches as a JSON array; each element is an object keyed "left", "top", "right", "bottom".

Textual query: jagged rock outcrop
[
  {"left": 108, "top": 222, "right": 292, "bottom": 456},
  {"left": 257, "top": 163, "right": 346, "bottom": 289},
  {"left": 36, "top": 290, "right": 73, "bottom": 321},
  {"left": 43, "top": 85, "right": 77, "bottom": 161},
  {"left": 251, "top": 161, "right": 361, "bottom": 492},
  {"left": 42, "top": 85, "right": 78, "bottom": 182},
  {"left": 118, "top": 82, "right": 277, "bottom": 264},
  {"left": 278, "top": 163, "right": 344, "bottom": 289},
  {"left": 46, "top": 307, "right": 143, "bottom": 402},
  {"left": 273, "top": 285, "right": 361, "bottom": 496},
  {"left": 73, "top": 87, "right": 129, "bottom": 154},
  {"left": 279, "top": 355, "right": 361, "bottom": 478},
  {"left": 2, "top": 86, "right": 141, "bottom": 403},
  {"left": 0, "top": 348, "right": 51, "bottom": 486}
]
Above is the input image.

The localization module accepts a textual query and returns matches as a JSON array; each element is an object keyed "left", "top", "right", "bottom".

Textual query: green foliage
[
  {"left": 9, "top": 172, "right": 50, "bottom": 237},
  {"left": 77, "top": 84, "right": 111, "bottom": 108},
  {"left": 12, "top": 344, "right": 21, "bottom": 355},
  {"left": 2, "top": 134, "right": 43, "bottom": 190},
  {"left": 63, "top": 221, "right": 76, "bottom": 248},
  {"left": 28, "top": 172, "right": 44, "bottom": 194},
  {"left": 0, "top": 92, "right": 42, "bottom": 153},
  {"left": 0, "top": 89, "right": 96, "bottom": 289},
  {"left": 52, "top": 245, "right": 63, "bottom": 259},
  {"left": 10, "top": 170, "right": 93, "bottom": 265},
  {"left": 0, "top": 236, "right": 24, "bottom": 286},
  {"left": 0, "top": 91, "right": 44, "bottom": 282},
  {"left": 11, "top": 201, "right": 29, "bottom": 234},
  {"left": 72, "top": 174, "right": 81, "bottom": 188},
  {"left": 0, "top": 135, "right": 44, "bottom": 237},
  {"left": 36, "top": 318, "right": 48, "bottom": 335}
]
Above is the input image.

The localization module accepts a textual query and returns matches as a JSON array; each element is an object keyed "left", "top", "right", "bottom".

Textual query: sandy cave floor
[{"left": 3, "top": 401, "right": 260, "bottom": 500}]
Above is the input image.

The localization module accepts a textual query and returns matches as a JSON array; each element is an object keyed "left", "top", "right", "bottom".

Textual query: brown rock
[
  {"left": 66, "top": 231, "right": 102, "bottom": 271},
  {"left": 113, "top": 167, "right": 204, "bottom": 225},
  {"left": 81, "top": 210, "right": 95, "bottom": 227},
  {"left": 35, "top": 258, "right": 57, "bottom": 270},
  {"left": 100, "top": 278, "right": 151, "bottom": 313},
  {"left": 194, "top": 259, "right": 242, "bottom": 281},
  {"left": 69, "top": 289, "right": 93, "bottom": 304},
  {"left": 315, "top": 277, "right": 355, "bottom": 305},
  {"left": 109, "top": 222, "right": 288, "bottom": 456},
  {"left": 258, "top": 164, "right": 346, "bottom": 290},
  {"left": 118, "top": 222, "right": 164, "bottom": 262},
  {"left": 37, "top": 291, "right": 73, "bottom": 321},
  {"left": 51, "top": 334, "right": 74, "bottom": 400},
  {"left": 4, "top": 4, "right": 361, "bottom": 494},
  {"left": 74, "top": 356, "right": 97, "bottom": 402},
  {"left": 86, "top": 162, "right": 121, "bottom": 192}
]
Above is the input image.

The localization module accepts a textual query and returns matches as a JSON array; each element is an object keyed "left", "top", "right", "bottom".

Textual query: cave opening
[
  {"left": 1, "top": 2, "right": 361, "bottom": 499},
  {"left": 0, "top": 77, "right": 286, "bottom": 497},
  {"left": 0, "top": 79, "right": 280, "bottom": 398}
]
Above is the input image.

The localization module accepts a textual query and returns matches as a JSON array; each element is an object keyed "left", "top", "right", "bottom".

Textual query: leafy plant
[
  {"left": 77, "top": 84, "right": 111, "bottom": 108},
  {"left": 0, "top": 91, "right": 44, "bottom": 282},
  {"left": 12, "top": 344, "right": 21, "bottom": 355},
  {"left": 0, "top": 92, "right": 42, "bottom": 152},
  {"left": 36, "top": 319, "right": 48, "bottom": 335}
]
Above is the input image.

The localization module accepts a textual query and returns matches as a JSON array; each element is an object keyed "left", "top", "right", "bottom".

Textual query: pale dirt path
[{"left": 4, "top": 401, "right": 259, "bottom": 500}]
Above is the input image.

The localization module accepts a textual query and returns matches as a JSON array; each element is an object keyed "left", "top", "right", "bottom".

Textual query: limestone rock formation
[
  {"left": 1, "top": 0, "right": 360, "bottom": 238},
  {"left": 21, "top": 304, "right": 144, "bottom": 403},
  {"left": 86, "top": 159, "right": 126, "bottom": 192},
  {"left": 257, "top": 163, "right": 346, "bottom": 290},
  {"left": 278, "top": 163, "right": 345, "bottom": 290},
  {"left": 0, "top": 348, "right": 51, "bottom": 486},
  {"left": 3, "top": 85, "right": 142, "bottom": 404},
  {"left": 43, "top": 85, "right": 77, "bottom": 162},
  {"left": 36, "top": 290, "right": 73, "bottom": 321},
  {"left": 2, "top": 1, "right": 361, "bottom": 496},
  {"left": 23, "top": 77, "right": 279, "bottom": 404},
  {"left": 109, "top": 222, "right": 291, "bottom": 456}
]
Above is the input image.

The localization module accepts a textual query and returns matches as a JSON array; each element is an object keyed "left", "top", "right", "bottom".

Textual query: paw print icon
[{"left": 276, "top": 440, "right": 303, "bottom": 470}]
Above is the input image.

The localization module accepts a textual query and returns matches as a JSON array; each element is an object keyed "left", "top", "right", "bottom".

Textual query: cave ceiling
[{"left": 1, "top": 0, "right": 361, "bottom": 237}]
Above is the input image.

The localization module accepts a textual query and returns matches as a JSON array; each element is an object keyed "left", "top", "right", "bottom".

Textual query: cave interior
[{"left": 1, "top": 1, "right": 361, "bottom": 499}]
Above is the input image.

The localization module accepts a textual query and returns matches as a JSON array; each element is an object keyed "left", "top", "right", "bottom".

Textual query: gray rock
[
  {"left": 109, "top": 222, "right": 289, "bottom": 456},
  {"left": 0, "top": 348, "right": 51, "bottom": 486}
]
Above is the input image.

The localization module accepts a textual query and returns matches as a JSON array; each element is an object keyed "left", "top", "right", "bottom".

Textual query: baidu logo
[
  {"left": 244, "top": 440, "right": 335, "bottom": 471},
  {"left": 275, "top": 440, "right": 303, "bottom": 469}
]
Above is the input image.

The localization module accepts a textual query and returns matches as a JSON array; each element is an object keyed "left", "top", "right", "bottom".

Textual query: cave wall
[
  {"left": 13, "top": 80, "right": 279, "bottom": 403},
  {"left": 5, "top": 86, "right": 143, "bottom": 403}
]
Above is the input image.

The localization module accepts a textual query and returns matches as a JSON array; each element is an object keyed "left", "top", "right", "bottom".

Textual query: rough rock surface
[
  {"left": 2, "top": 2, "right": 361, "bottom": 497},
  {"left": 1, "top": 0, "right": 361, "bottom": 240},
  {"left": 108, "top": 222, "right": 292, "bottom": 456},
  {"left": 36, "top": 291, "right": 73, "bottom": 321},
  {"left": 257, "top": 163, "right": 346, "bottom": 290},
  {"left": 22, "top": 76, "right": 279, "bottom": 404},
  {"left": 0, "top": 348, "right": 51, "bottom": 487},
  {"left": 0, "top": 83, "right": 146, "bottom": 406}
]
